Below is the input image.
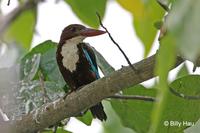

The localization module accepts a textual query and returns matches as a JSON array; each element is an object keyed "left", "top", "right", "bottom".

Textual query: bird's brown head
[{"left": 59, "top": 24, "right": 106, "bottom": 44}]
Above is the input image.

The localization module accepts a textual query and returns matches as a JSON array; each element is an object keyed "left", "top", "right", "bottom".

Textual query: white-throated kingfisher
[{"left": 56, "top": 24, "right": 107, "bottom": 121}]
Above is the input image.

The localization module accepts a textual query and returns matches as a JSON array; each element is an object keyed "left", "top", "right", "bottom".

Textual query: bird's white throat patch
[{"left": 61, "top": 36, "right": 85, "bottom": 72}]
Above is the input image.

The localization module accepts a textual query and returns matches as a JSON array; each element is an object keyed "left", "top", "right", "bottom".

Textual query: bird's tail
[{"left": 90, "top": 102, "right": 107, "bottom": 121}]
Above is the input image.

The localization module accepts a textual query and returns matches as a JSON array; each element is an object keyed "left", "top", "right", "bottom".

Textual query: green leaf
[
  {"left": 77, "top": 110, "right": 93, "bottom": 126},
  {"left": 56, "top": 128, "right": 72, "bottom": 133},
  {"left": 176, "top": 63, "right": 189, "bottom": 79},
  {"left": 4, "top": 8, "right": 36, "bottom": 49},
  {"left": 64, "top": 0, "right": 107, "bottom": 28},
  {"left": 153, "top": 75, "right": 200, "bottom": 133},
  {"left": 184, "top": 119, "right": 200, "bottom": 133},
  {"left": 25, "top": 99, "right": 35, "bottom": 114},
  {"left": 111, "top": 85, "right": 156, "bottom": 133},
  {"left": 44, "top": 81, "right": 65, "bottom": 100},
  {"left": 41, "top": 127, "right": 72, "bottom": 133},
  {"left": 20, "top": 53, "right": 41, "bottom": 81},
  {"left": 19, "top": 80, "right": 65, "bottom": 114},
  {"left": 92, "top": 47, "right": 115, "bottom": 76},
  {"left": 103, "top": 101, "right": 135, "bottom": 133},
  {"left": 170, "top": 75, "right": 200, "bottom": 99},
  {"left": 150, "top": 34, "right": 176, "bottom": 133},
  {"left": 117, "top": 0, "right": 165, "bottom": 56},
  {"left": 20, "top": 40, "right": 66, "bottom": 88},
  {"left": 166, "top": 0, "right": 200, "bottom": 63}
]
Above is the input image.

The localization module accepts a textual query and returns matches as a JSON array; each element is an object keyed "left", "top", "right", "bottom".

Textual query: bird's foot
[{"left": 77, "top": 85, "right": 86, "bottom": 90}]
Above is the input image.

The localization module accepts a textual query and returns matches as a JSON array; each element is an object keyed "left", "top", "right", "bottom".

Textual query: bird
[{"left": 56, "top": 24, "right": 107, "bottom": 121}]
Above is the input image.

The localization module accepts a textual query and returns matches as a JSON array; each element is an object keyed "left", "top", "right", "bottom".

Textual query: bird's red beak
[{"left": 80, "top": 28, "right": 106, "bottom": 37}]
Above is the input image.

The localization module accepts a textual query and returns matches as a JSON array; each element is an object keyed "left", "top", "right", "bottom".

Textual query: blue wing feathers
[{"left": 82, "top": 48, "right": 100, "bottom": 79}]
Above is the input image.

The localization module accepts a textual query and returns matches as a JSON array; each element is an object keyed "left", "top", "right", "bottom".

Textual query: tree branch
[{"left": 0, "top": 54, "right": 184, "bottom": 133}]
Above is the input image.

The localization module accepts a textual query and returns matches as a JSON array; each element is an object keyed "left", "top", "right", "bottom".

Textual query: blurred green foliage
[
  {"left": 103, "top": 101, "right": 135, "bottom": 133},
  {"left": 153, "top": 75, "right": 200, "bottom": 133},
  {"left": 150, "top": 33, "right": 176, "bottom": 133},
  {"left": 165, "top": 0, "right": 200, "bottom": 63},
  {"left": 176, "top": 63, "right": 189, "bottom": 79},
  {"left": 117, "top": 0, "right": 165, "bottom": 56},
  {"left": 4, "top": 8, "right": 36, "bottom": 50},
  {"left": 65, "top": 0, "right": 107, "bottom": 28},
  {"left": 111, "top": 85, "right": 156, "bottom": 133}
]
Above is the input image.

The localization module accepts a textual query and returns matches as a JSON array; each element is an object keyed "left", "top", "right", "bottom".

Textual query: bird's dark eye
[{"left": 71, "top": 27, "right": 76, "bottom": 32}]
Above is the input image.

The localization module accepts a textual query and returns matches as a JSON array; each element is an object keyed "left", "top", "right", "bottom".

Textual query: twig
[
  {"left": 7, "top": 0, "right": 11, "bottom": 6},
  {"left": 109, "top": 94, "right": 155, "bottom": 102},
  {"left": 96, "top": 12, "right": 139, "bottom": 73},
  {"left": 156, "top": 0, "right": 170, "bottom": 12}
]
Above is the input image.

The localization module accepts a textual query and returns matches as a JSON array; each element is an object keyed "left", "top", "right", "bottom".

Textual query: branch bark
[{"left": 0, "top": 54, "right": 184, "bottom": 133}]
